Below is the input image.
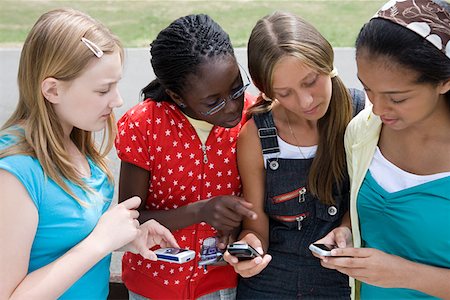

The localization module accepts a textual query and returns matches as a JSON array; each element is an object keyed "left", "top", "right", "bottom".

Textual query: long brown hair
[
  {"left": 247, "top": 12, "right": 352, "bottom": 204},
  {"left": 0, "top": 8, "right": 123, "bottom": 205}
]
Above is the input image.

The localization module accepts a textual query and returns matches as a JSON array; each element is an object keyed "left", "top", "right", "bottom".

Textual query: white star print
[{"left": 115, "top": 99, "right": 248, "bottom": 288}]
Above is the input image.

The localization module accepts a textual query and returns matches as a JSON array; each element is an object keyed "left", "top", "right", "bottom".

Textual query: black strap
[
  {"left": 253, "top": 111, "right": 280, "bottom": 155},
  {"left": 348, "top": 88, "right": 366, "bottom": 117},
  {"left": 253, "top": 89, "right": 365, "bottom": 155}
]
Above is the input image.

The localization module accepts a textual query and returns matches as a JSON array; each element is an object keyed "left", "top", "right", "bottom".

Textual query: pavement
[{"left": 0, "top": 47, "right": 363, "bottom": 281}]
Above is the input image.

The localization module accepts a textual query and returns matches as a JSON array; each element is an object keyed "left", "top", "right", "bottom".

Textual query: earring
[{"left": 178, "top": 103, "right": 187, "bottom": 108}]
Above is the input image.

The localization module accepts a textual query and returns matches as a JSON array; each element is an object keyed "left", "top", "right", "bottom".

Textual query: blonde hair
[
  {"left": 247, "top": 12, "right": 352, "bottom": 205},
  {"left": 0, "top": 8, "right": 124, "bottom": 205}
]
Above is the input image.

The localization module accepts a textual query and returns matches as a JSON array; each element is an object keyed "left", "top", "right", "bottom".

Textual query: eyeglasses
[{"left": 200, "top": 65, "right": 251, "bottom": 116}]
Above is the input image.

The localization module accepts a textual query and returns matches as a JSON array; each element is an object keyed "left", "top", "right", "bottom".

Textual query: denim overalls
[{"left": 237, "top": 111, "right": 351, "bottom": 300}]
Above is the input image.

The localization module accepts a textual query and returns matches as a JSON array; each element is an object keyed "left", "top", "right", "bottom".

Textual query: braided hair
[{"left": 142, "top": 14, "right": 235, "bottom": 102}]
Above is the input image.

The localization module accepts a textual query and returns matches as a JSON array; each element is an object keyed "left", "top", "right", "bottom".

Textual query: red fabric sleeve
[{"left": 115, "top": 101, "right": 153, "bottom": 171}]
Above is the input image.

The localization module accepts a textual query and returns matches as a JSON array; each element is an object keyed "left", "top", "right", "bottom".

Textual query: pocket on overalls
[
  {"left": 271, "top": 186, "right": 307, "bottom": 204},
  {"left": 267, "top": 185, "right": 310, "bottom": 230},
  {"left": 271, "top": 212, "right": 309, "bottom": 231}
]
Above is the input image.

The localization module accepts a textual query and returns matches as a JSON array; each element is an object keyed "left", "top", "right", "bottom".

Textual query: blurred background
[{"left": 0, "top": 0, "right": 385, "bottom": 48}]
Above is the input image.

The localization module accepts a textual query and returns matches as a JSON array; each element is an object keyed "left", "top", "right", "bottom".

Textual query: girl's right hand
[
  {"left": 200, "top": 195, "right": 257, "bottom": 233},
  {"left": 310, "top": 226, "right": 353, "bottom": 259},
  {"left": 89, "top": 196, "right": 141, "bottom": 255},
  {"left": 223, "top": 233, "right": 272, "bottom": 278}
]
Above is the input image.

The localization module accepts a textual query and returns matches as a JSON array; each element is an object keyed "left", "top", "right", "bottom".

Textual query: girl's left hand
[
  {"left": 129, "top": 219, "right": 179, "bottom": 260},
  {"left": 321, "top": 247, "right": 410, "bottom": 288}
]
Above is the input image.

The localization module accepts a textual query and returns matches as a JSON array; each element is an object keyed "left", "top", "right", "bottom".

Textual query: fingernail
[{"left": 254, "top": 257, "right": 262, "bottom": 264}]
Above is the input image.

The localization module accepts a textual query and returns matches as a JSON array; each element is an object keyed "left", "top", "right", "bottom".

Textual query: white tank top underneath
[
  {"left": 263, "top": 136, "right": 317, "bottom": 169},
  {"left": 369, "top": 147, "right": 450, "bottom": 193}
]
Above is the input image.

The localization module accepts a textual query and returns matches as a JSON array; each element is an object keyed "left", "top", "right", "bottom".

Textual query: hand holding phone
[
  {"left": 227, "top": 243, "right": 262, "bottom": 261},
  {"left": 154, "top": 248, "right": 195, "bottom": 264},
  {"left": 309, "top": 243, "right": 337, "bottom": 256}
]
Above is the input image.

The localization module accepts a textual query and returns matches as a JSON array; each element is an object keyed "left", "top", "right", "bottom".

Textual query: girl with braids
[
  {"left": 0, "top": 8, "right": 178, "bottom": 300},
  {"left": 115, "top": 14, "right": 257, "bottom": 300},
  {"left": 316, "top": 0, "right": 450, "bottom": 299},
  {"left": 223, "top": 12, "right": 364, "bottom": 299}
]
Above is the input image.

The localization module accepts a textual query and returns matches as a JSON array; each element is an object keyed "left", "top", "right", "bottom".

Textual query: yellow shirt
[
  {"left": 344, "top": 104, "right": 381, "bottom": 299},
  {"left": 185, "top": 114, "right": 214, "bottom": 145}
]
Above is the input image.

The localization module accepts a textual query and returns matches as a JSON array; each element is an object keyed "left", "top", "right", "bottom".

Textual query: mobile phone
[
  {"left": 309, "top": 243, "right": 337, "bottom": 256},
  {"left": 154, "top": 248, "right": 196, "bottom": 264},
  {"left": 227, "top": 243, "right": 261, "bottom": 261}
]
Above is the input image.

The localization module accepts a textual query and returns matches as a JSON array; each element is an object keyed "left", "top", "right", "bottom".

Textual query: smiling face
[
  {"left": 271, "top": 55, "right": 332, "bottom": 121},
  {"left": 178, "top": 56, "right": 245, "bottom": 128},
  {"left": 357, "top": 53, "right": 449, "bottom": 131},
  {"left": 52, "top": 50, "right": 124, "bottom": 135}
]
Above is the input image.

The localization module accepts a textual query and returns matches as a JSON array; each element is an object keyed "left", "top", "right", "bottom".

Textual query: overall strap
[
  {"left": 253, "top": 111, "right": 280, "bottom": 155},
  {"left": 348, "top": 88, "right": 366, "bottom": 117}
]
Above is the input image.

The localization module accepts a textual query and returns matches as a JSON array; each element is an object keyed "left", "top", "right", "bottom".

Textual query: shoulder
[
  {"left": 0, "top": 134, "right": 44, "bottom": 207},
  {"left": 117, "top": 100, "right": 155, "bottom": 124},
  {"left": 0, "top": 130, "right": 40, "bottom": 169},
  {"left": 345, "top": 105, "right": 380, "bottom": 143},
  {"left": 238, "top": 118, "right": 260, "bottom": 149},
  {"left": 117, "top": 100, "right": 180, "bottom": 134}
]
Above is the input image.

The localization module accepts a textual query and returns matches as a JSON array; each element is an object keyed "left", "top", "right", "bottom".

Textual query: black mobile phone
[{"left": 227, "top": 243, "right": 261, "bottom": 261}]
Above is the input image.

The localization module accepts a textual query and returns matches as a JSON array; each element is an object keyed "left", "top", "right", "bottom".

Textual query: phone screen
[{"left": 163, "top": 248, "right": 188, "bottom": 254}]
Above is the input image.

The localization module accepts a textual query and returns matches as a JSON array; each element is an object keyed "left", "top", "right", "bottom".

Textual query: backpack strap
[
  {"left": 253, "top": 111, "right": 280, "bottom": 155},
  {"left": 348, "top": 88, "right": 366, "bottom": 117}
]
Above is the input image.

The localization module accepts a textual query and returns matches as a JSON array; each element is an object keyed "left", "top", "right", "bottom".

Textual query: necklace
[{"left": 285, "top": 110, "right": 307, "bottom": 159}]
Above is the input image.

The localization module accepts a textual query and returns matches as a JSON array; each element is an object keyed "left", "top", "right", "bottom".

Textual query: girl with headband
[{"left": 314, "top": 0, "right": 450, "bottom": 299}]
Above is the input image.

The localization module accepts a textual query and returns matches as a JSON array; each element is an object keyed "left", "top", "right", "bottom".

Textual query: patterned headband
[{"left": 373, "top": 0, "right": 450, "bottom": 59}]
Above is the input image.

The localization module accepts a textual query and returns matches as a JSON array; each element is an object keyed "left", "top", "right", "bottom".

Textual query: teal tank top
[{"left": 357, "top": 171, "right": 450, "bottom": 299}]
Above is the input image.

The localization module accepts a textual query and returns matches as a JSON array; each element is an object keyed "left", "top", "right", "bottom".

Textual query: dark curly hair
[{"left": 142, "top": 14, "right": 235, "bottom": 102}]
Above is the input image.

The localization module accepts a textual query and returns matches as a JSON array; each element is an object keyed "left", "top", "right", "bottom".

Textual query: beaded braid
[{"left": 142, "top": 14, "right": 235, "bottom": 102}]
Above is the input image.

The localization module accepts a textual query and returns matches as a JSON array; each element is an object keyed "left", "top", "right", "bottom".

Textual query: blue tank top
[
  {"left": 0, "top": 131, "right": 114, "bottom": 299},
  {"left": 357, "top": 171, "right": 450, "bottom": 299}
]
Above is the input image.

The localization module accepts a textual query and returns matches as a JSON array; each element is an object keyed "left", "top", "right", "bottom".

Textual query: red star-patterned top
[{"left": 115, "top": 94, "right": 254, "bottom": 299}]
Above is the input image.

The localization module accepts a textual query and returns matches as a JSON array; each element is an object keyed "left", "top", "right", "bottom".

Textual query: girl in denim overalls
[{"left": 224, "top": 12, "right": 364, "bottom": 299}]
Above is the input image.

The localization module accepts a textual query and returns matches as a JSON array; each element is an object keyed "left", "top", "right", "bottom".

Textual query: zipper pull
[
  {"left": 295, "top": 215, "right": 305, "bottom": 230},
  {"left": 201, "top": 144, "right": 208, "bottom": 164},
  {"left": 299, "top": 187, "right": 306, "bottom": 203}
]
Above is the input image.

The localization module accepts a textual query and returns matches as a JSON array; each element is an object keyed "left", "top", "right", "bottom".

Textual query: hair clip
[{"left": 81, "top": 37, "right": 104, "bottom": 58}]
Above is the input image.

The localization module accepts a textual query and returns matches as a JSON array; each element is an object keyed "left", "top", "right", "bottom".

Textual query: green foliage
[{"left": 0, "top": 0, "right": 385, "bottom": 48}]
